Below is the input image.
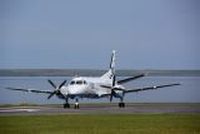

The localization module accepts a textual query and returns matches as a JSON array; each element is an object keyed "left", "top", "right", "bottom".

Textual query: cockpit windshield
[{"left": 76, "top": 81, "right": 82, "bottom": 85}]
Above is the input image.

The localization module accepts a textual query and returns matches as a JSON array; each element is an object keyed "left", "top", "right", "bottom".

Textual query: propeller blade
[
  {"left": 110, "top": 89, "right": 117, "bottom": 102},
  {"left": 110, "top": 90, "right": 113, "bottom": 102},
  {"left": 58, "top": 80, "right": 67, "bottom": 89},
  {"left": 47, "top": 91, "right": 56, "bottom": 99},
  {"left": 112, "top": 75, "right": 116, "bottom": 87},
  {"left": 110, "top": 74, "right": 116, "bottom": 102},
  {"left": 48, "top": 80, "right": 57, "bottom": 89}
]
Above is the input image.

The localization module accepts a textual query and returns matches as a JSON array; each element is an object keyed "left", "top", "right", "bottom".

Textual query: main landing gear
[
  {"left": 118, "top": 102, "right": 125, "bottom": 108},
  {"left": 63, "top": 103, "right": 70, "bottom": 108},
  {"left": 118, "top": 97, "right": 125, "bottom": 108},
  {"left": 63, "top": 98, "right": 70, "bottom": 108}
]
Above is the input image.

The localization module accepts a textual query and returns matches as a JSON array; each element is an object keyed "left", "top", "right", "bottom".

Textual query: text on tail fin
[{"left": 110, "top": 50, "right": 116, "bottom": 70}]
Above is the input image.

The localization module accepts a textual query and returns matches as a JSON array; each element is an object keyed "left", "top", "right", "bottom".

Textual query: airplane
[{"left": 5, "top": 50, "right": 180, "bottom": 109}]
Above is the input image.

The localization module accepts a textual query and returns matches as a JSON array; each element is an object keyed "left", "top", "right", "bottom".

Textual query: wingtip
[
  {"left": 176, "top": 83, "right": 181, "bottom": 86},
  {"left": 171, "top": 83, "right": 181, "bottom": 86},
  {"left": 144, "top": 72, "right": 149, "bottom": 76},
  {"left": 5, "top": 87, "right": 12, "bottom": 90}
]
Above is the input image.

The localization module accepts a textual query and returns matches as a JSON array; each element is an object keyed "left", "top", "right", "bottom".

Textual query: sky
[{"left": 0, "top": 0, "right": 200, "bottom": 70}]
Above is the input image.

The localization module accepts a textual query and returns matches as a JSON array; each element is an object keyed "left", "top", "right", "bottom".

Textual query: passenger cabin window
[{"left": 83, "top": 80, "right": 86, "bottom": 84}]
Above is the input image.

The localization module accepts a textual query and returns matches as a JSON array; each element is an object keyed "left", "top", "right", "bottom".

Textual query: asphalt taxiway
[{"left": 0, "top": 103, "right": 200, "bottom": 115}]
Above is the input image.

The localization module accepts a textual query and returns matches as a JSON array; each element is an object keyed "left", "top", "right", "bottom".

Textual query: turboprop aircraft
[{"left": 5, "top": 50, "right": 180, "bottom": 109}]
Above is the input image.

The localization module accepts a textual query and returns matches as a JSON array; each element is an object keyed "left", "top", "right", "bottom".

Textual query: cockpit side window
[{"left": 70, "top": 81, "right": 75, "bottom": 85}]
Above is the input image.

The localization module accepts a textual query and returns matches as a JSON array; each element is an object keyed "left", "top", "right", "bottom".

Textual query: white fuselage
[{"left": 59, "top": 75, "right": 124, "bottom": 99}]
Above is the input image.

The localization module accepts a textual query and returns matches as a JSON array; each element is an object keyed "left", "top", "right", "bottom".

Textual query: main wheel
[
  {"left": 121, "top": 102, "right": 125, "bottom": 108},
  {"left": 63, "top": 103, "right": 70, "bottom": 108},
  {"left": 118, "top": 102, "right": 125, "bottom": 108}
]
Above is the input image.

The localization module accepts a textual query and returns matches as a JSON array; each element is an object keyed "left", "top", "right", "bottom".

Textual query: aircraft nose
[{"left": 68, "top": 86, "right": 85, "bottom": 94}]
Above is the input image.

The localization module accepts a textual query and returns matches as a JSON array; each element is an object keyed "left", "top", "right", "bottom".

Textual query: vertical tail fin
[
  {"left": 110, "top": 50, "right": 116, "bottom": 75},
  {"left": 101, "top": 50, "right": 116, "bottom": 79}
]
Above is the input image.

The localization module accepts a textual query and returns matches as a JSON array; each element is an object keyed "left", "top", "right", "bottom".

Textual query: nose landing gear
[{"left": 74, "top": 98, "right": 79, "bottom": 109}]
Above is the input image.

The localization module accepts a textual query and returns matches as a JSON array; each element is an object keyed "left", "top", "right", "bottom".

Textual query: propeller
[
  {"left": 102, "top": 74, "right": 146, "bottom": 102},
  {"left": 47, "top": 80, "right": 67, "bottom": 99},
  {"left": 110, "top": 75, "right": 116, "bottom": 102},
  {"left": 109, "top": 75, "right": 126, "bottom": 102}
]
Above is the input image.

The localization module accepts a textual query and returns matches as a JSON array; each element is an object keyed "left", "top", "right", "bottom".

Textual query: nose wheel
[
  {"left": 74, "top": 98, "right": 80, "bottom": 109},
  {"left": 74, "top": 103, "right": 79, "bottom": 109}
]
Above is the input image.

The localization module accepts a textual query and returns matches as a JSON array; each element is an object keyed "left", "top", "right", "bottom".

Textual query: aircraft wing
[
  {"left": 99, "top": 93, "right": 111, "bottom": 98},
  {"left": 117, "top": 74, "right": 145, "bottom": 84},
  {"left": 5, "top": 87, "right": 53, "bottom": 94},
  {"left": 124, "top": 83, "right": 180, "bottom": 93}
]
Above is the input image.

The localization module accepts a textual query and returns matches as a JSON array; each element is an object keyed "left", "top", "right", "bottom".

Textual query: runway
[{"left": 0, "top": 103, "right": 200, "bottom": 115}]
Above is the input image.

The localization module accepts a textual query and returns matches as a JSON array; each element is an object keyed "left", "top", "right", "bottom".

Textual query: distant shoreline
[{"left": 0, "top": 69, "right": 200, "bottom": 77}]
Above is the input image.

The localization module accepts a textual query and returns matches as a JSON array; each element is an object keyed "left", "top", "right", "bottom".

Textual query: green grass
[{"left": 0, "top": 114, "right": 200, "bottom": 134}]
